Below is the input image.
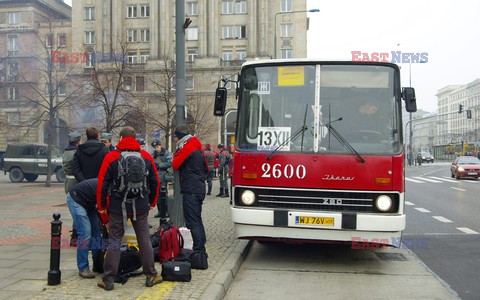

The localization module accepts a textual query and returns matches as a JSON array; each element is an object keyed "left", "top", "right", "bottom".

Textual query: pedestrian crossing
[{"left": 406, "top": 176, "right": 480, "bottom": 184}]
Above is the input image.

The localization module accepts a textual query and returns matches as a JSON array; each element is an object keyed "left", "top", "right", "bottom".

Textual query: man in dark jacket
[
  {"left": 63, "top": 132, "right": 81, "bottom": 194},
  {"left": 151, "top": 139, "right": 173, "bottom": 218},
  {"left": 96, "top": 126, "right": 161, "bottom": 290},
  {"left": 172, "top": 125, "right": 208, "bottom": 254},
  {"left": 66, "top": 178, "right": 102, "bottom": 279},
  {"left": 73, "top": 127, "right": 109, "bottom": 182},
  {"left": 216, "top": 144, "right": 230, "bottom": 197},
  {"left": 203, "top": 144, "right": 215, "bottom": 195}
]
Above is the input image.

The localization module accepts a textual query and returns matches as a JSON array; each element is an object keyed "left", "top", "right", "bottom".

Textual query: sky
[
  {"left": 63, "top": 0, "right": 480, "bottom": 112},
  {"left": 306, "top": 0, "right": 480, "bottom": 112}
]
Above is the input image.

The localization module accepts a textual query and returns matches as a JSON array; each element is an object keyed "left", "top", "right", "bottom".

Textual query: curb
[{"left": 200, "top": 240, "right": 253, "bottom": 300}]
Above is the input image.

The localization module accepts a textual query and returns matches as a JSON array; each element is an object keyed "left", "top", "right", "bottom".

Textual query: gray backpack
[{"left": 116, "top": 151, "right": 149, "bottom": 226}]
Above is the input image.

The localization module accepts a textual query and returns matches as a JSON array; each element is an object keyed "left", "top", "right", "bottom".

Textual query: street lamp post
[{"left": 274, "top": 9, "right": 319, "bottom": 59}]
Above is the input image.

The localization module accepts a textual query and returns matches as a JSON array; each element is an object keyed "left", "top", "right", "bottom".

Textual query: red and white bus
[{"left": 214, "top": 59, "right": 417, "bottom": 244}]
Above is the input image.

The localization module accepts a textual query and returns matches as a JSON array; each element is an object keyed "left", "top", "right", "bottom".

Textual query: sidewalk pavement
[{"left": 0, "top": 178, "right": 249, "bottom": 299}]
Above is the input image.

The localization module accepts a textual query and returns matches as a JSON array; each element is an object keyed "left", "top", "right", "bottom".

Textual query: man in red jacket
[
  {"left": 172, "top": 125, "right": 209, "bottom": 254},
  {"left": 96, "top": 126, "right": 161, "bottom": 290}
]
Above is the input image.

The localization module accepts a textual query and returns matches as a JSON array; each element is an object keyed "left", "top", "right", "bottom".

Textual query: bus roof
[{"left": 242, "top": 58, "right": 399, "bottom": 69}]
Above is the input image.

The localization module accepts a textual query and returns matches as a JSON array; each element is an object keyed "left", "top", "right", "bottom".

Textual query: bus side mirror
[
  {"left": 214, "top": 87, "right": 227, "bottom": 116},
  {"left": 402, "top": 87, "right": 417, "bottom": 112}
]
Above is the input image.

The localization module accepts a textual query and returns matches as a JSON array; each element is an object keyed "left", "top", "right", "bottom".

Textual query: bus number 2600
[{"left": 261, "top": 163, "right": 306, "bottom": 179}]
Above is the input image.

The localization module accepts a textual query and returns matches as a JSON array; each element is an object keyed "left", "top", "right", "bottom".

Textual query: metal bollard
[{"left": 48, "top": 212, "right": 62, "bottom": 285}]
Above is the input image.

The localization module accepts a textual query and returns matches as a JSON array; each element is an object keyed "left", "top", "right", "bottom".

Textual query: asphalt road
[{"left": 404, "top": 161, "right": 480, "bottom": 300}]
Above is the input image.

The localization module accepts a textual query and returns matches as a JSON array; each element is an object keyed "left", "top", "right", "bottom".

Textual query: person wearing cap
[
  {"left": 172, "top": 125, "right": 209, "bottom": 256},
  {"left": 216, "top": 144, "right": 230, "bottom": 198},
  {"left": 63, "top": 132, "right": 81, "bottom": 194},
  {"left": 203, "top": 144, "right": 215, "bottom": 195},
  {"left": 151, "top": 139, "right": 173, "bottom": 218},
  {"left": 100, "top": 132, "right": 115, "bottom": 152},
  {"left": 137, "top": 138, "right": 146, "bottom": 151}
]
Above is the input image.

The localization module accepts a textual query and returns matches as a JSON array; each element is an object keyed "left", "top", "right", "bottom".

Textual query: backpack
[
  {"left": 156, "top": 222, "right": 184, "bottom": 263},
  {"left": 115, "top": 150, "right": 149, "bottom": 226}
]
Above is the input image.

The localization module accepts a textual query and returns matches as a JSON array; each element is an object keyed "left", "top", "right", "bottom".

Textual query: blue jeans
[
  {"left": 66, "top": 195, "right": 102, "bottom": 271},
  {"left": 182, "top": 193, "right": 206, "bottom": 251}
]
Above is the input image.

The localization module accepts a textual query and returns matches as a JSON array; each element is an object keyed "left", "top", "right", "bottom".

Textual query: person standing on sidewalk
[
  {"left": 63, "top": 132, "right": 81, "bottom": 194},
  {"left": 66, "top": 178, "right": 102, "bottom": 279},
  {"left": 216, "top": 144, "right": 230, "bottom": 198},
  {"left": 151, "top": 139, "right": 173, "bottom": 218},
  {"left": 172, "top": 125, "right": 209, "bottom": 255},
  {"left": 203, "top": 144, "right": 215, "bottom": 195},
  {"left": 63, "top": 132, "right": 82, "bottom": 248},
  {"left": 96, "top": 126, "right": 161, "bottom": 290},
  {"left": 73, "top": 127, "right": 109, "bottom": 182}
]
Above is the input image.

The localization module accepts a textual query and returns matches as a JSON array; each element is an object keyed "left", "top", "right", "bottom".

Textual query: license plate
[
  {"left": 295, "top": 216, "right": 334, "bottom": 226},
  {"left": 468, "top": 172, "right": 477, "bottom": 175}
]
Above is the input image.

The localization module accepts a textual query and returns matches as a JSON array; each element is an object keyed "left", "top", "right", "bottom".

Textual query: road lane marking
[
  {"left": 414, "top": 207, "right": 431, "bottom": 213},
  {"left": 461, "top": 180, "right": 478, "bottom": 184},
  {"left": 413, "top": 176, "right": 441, "bottom": 183},
  {"left": 405, "top": 201, "right": 415, "bottom": 206},
  {"left": 433, "top": 216, "right": 453, "bottom": 223},
  {"left": 456, "top": 227, "right": 480, "bottom": 234},
  {"left": 428, "top": 176, "right": 457, "bottom": 183},
  {"left": 450, "top": 187, "right": 466, "bottom": 191},
  {"left": 405, "top": 178, "right": 424, "bottom": 183}
]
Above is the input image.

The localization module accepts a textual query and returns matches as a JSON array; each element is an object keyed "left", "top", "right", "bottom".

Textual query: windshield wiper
[
  {"left": 266, "top": 125, "right": 308, "bottom": 160},
  {"left": 325, "top": 118, "right": 366, "bottom": 163},
  {"left": 300, "top": 104, "right": 308, "bottom": 152}
]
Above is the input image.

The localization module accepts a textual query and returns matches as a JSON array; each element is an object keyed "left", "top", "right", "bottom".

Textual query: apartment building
[
  {"left": 436, "top": 79, "right": 480, "bottom": 146},
  {"left": 70, "top": 0, "right": 308, "bottom": 146},
  {"left": 0, "top": 0, "right": 71, "bottom": 148}
]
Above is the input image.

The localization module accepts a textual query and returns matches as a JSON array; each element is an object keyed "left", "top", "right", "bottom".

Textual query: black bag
[
  {"left": 161, "top": 260, "right": 191, "bottom": 282},
  {"left": 94, "top": 244, "right": 143, "bottom": 284},
  {"left": 115, "top": 244, "right": 143, "bottom": 283},
  {"left": 190, "top": 250, "right": 208, "bottom": 270}
]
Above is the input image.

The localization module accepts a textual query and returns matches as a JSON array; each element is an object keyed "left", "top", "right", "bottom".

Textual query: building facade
[
  {"left": 0, "top": 0, "right": 71, "bottom": 148},
  {"left": 69, "top": 0, "right": 309, "bottom": 148}
]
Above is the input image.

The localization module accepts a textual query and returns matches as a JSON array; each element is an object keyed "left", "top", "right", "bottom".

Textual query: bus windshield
[{"left": 237, "top": 64, "right": 401, "bottom": 155}]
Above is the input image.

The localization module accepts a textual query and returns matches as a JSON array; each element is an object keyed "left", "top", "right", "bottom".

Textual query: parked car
[
  {"left": 2, "top": 143, "right": 65, "bottom": 183},
  {"left": 451, "top": 156, "right": 480, "bottom": 179},
  {"left": 420, "top": 152, "right": 434, "bottom": 163}
]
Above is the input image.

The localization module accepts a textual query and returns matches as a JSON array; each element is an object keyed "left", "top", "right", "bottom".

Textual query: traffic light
[
  {"left": 467, "top": 110, "right": 472, "bottom": 119},
  {"left": 459, "top": 104, "right": 464, "bottom": 113}
]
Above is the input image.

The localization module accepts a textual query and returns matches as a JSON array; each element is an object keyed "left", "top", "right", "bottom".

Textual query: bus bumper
[{"left": 231, "top": 207, "right": 405, "bottom": 244}]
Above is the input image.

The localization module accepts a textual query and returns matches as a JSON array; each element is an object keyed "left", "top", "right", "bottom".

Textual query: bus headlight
[
  {"left": 375, "top": 195, "right": 393, "bottom": 212},
  {"left": 241, "top": 190, "right": 256, "bottom": 205}
]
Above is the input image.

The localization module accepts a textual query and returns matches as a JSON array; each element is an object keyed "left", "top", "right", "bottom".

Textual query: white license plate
[{"left": 468, "top": 172, "right": 477, "bottom": 175}]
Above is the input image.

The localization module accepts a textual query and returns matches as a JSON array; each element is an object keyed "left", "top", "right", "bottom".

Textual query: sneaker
[
  {"left": 145, "top": 275, "right": 163, "bottom": 287},
  {"left": 79, "top": 268, "right": 95, "bottom": 279},
  {"left": 97, "top": 278, "right": 114, "bottom": 291}
]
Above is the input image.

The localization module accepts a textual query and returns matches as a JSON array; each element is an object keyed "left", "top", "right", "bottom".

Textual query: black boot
[
  {"left": 216, "top": 188, "right": 224, "bottom": 197},
  {"left": 221, "top": 188, "right": 229, "bottom": 198},
  {"left": 207, "top": 185, "right": 212, "bottom": 195}
]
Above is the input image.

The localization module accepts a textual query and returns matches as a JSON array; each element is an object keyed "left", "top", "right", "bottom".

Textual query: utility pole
[{"left": 171, "top": 0, "right": 186, "bottom": 227}]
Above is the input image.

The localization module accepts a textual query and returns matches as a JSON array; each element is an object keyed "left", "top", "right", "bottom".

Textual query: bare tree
[
  {"left": 186, "top": 92, "right": 218, "bottom": 140},
  {"left": 145, "top": 57, "right": 177, "bottom": 149},
  {"left": 84, "top": 39, "right": 141, "bottom": 134},
  {"left": 6, "top": 21, "right": 84, "bottom": 186}
]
